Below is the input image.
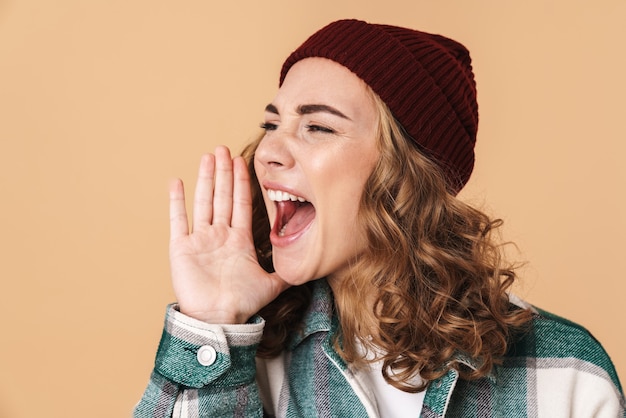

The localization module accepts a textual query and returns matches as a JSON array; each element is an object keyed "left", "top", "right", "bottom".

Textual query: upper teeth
[{"left": 267, "top": 189, "right": 307, "bottom": 202}]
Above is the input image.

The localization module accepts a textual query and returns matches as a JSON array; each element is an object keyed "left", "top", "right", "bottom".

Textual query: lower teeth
[{"left": 279, "top": 225, "right": 287, "bottom": 237}]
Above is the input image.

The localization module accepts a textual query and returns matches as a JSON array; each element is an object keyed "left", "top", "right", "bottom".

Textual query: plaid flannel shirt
[{"left": 134, "top": 280, "right": 625, "bottom": 417}]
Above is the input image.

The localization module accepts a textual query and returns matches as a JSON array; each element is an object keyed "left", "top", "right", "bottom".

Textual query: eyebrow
[{"left": 264, "top": 103, "right": 351, "bottom": 120}]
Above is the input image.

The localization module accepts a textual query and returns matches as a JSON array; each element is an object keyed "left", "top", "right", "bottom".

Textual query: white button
[{"left": 196, "top": 345, "right": 217, "bottom": 366}]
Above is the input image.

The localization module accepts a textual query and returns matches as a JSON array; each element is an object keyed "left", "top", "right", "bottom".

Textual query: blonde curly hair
[{"left": 242, "top": 91, "right": 531, "bottom": 392}]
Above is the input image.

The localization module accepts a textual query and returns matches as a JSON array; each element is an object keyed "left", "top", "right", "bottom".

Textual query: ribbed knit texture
[{"left": 280, "top": 19, "right": 478, "bottom": 194}]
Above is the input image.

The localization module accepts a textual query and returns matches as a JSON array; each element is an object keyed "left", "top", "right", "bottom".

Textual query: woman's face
[{"left": 254, "top": 57, "right": 380, "bottom": 286}]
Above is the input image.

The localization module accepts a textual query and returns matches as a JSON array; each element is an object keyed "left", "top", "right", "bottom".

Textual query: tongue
[{"left": 276, "top": 200, "right": 315, "bottom": 236}]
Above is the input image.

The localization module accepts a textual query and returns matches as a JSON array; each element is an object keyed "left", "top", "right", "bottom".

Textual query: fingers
[
  {"left": 190, "top": 146, "right": 252, "bottom": 228},
  {"left": 192, "top": 153, "right": 216, "bottom": 227},
  {"left": 169, "top": 178, "right": 189, "bottom": 240},
  {"left": 211, "top": 146, "right": 234, "bottom": 225},
  {"left": 231, "top": 156, "right": 253, "bottom": 230}
]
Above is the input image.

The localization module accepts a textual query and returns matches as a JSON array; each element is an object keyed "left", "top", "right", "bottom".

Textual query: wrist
[{"left": 178, "top": 306, "right": 248, "bottom": 324}]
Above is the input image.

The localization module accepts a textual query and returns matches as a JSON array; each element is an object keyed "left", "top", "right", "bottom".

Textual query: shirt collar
[
  {"left": 286, "top": 277, "right": 498, "bottom": 384},
  {"left": 287, "top": 278, "right": 334, "bottom": 349}
]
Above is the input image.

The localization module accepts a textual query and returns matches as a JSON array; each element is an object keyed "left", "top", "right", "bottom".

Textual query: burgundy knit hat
[{"left": 279, "top": 19, "right": 478, "bottom": 194}]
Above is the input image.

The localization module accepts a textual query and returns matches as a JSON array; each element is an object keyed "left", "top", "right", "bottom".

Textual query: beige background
[{"left": 1, "top": 1, "right": 624, "bottom": 416}]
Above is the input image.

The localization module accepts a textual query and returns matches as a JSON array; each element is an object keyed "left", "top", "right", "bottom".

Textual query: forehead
[{"left": 273, "top": 57, "right": 376, "bottom": 119}]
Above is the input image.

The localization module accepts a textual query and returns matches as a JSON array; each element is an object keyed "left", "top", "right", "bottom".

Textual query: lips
[{"left": 267, "top": 189, "right": 316, "bottom": 244}]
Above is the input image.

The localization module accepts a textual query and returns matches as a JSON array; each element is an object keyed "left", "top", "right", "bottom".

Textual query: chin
[{"left": 272, "top": 259, "right": 317, "bottom": 287}]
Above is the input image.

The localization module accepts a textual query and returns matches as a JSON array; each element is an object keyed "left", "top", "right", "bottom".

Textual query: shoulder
[
  {"left": 500, "top": 303, "right": 625, "bottom": 416},
  {"left": 507, "top": 295, "right": 618, "bottom": 379},
  {"left": 509, "top": 306, "right": 619, "bottom": 385}
]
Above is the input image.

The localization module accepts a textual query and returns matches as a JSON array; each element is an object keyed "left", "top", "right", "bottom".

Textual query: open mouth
[{"left": 267, "top": 189, "right": 316, "bottom": 238}]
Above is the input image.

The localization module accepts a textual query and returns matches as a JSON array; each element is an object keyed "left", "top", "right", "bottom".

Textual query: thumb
[{"left": 266, "top": 271, "right": 291, "bottom": 300}]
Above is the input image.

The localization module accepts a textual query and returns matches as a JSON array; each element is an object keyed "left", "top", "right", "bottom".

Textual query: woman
[{"left": 135, "top": 20, "right": 624, "bottom": 417}]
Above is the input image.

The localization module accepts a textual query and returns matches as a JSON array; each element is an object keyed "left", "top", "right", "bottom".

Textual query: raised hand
[{"left": 168, "top": 146, "right": 287, "bottom": 324}]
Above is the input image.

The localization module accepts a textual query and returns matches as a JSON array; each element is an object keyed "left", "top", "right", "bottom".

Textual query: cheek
[
  {"left": 319, "top": 160, "right": 374, "bottom": 224},
  {"left": 322, "top": 144, "right": 377, "bottom": 194},
  {"left": 346, "top": 150, "right": 378, "bottom": 196}
]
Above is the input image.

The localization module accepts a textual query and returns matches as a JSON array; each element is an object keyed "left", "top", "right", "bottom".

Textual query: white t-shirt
[{"left": 354, "top": 343, "right": 426, "bottom": 417}]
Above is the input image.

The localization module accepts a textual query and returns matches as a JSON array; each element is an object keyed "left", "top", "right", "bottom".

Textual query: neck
[{"left": 326, "top": 273, "right": 379, "bottom": 338}]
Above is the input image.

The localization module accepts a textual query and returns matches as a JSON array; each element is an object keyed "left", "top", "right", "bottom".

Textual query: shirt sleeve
[{"left": 133, "top": 304, "right": 266, "bottom": 417}]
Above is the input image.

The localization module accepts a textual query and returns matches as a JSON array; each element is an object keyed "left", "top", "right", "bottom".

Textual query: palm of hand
[{"left": 168, "top": 147, "right": 287, "bottom": 324}]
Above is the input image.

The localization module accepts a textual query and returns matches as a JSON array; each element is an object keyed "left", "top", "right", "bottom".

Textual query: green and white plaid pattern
[{"left": 135, "top": 280, "right": 625, "bottom": 417}]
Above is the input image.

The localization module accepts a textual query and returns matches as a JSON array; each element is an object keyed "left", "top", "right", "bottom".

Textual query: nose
[{"left": 254, "top": 129, "right": 296, "bottom": 171}]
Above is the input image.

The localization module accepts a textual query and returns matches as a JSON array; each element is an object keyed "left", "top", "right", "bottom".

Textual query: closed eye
[
  {"left": 305, "top": 124, "right": 335, "bottom": 134},
  {"left": 260, "top": 122, "right": 278, "bottom": 131}
]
